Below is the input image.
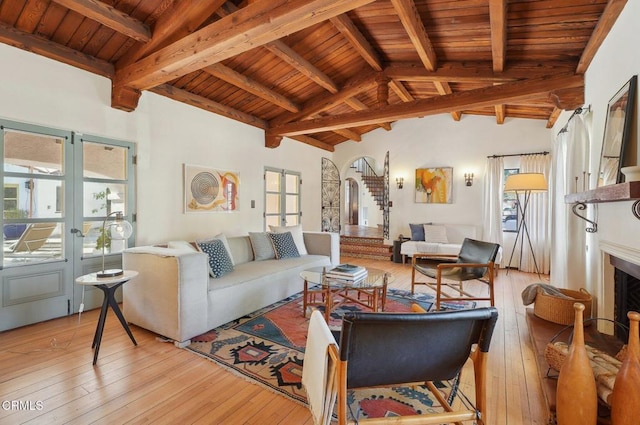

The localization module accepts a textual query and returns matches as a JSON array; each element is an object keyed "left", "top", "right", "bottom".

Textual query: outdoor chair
[
  {"left": 411, "top": 237, "right": 500, "bottom": 310},
  {"left": 302, "top": 307, "right": 499, "bottom": 425},
  {"left": 4, "top": 222, "right": 57, "bottom": 254}
]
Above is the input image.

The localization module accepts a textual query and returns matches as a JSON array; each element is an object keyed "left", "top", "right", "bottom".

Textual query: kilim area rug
[{"left": 186, "top": 288, "right": 475, "bottom": 421}]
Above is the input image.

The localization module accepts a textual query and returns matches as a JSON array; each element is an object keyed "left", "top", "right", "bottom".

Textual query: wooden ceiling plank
[
  {"left": 115, "top": 0, "right": 376, "bottom": 91},
  {"left": 389, "top": 79, "right": 415, "bottom": 102},
  {"left": 203, "top": 63, "right": 301, "bottom": 113},
  {"left": 390, "top": 0, "right": 437, "bottom": 71},
  {"left": 116, "top": 0, "right": 227, "bottom": 69},
  {"left": 330, "top": 13, "right": 382, "bottom": 71},
  {"left": 268, "top": 73, "right": 584, "bottom": 136},
  {"left": 576, "top": 0, "right": 627, "bottom": 74},
  {"left": 218, "top": 2, "right": 339, "bottom": 94},
  {"left": 0, "top": 20, "right": 114, "bottom": 78},
  {"left": 51, "top": 0, "right": 151, "bottom": 43},
  {"left": 150, "top": 84, "right": 268, "bottom": 129}
]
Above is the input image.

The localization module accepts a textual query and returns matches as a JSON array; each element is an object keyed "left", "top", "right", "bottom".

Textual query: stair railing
[{"left": 351, "top": 158, "right": 385, "bottom": 210}]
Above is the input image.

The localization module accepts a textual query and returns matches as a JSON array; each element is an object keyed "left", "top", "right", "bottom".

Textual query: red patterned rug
[{"left": 186, "top": 289, "right": 473, "bottom": 420}]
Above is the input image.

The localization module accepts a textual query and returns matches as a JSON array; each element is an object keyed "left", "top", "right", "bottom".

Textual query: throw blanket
[{"left": 521, "top": 283, "right": 571, "bottom": 306}]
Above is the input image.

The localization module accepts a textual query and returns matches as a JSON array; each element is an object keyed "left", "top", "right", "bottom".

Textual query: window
[
  {"left": 502, "top": 168, "right": 519, "bottom": 232},
  {"left": 4, "top": 184, "right": 19, "bottom": 213},
  {"left": 264, "top": 167, "right": 301, "bottom": 229}
]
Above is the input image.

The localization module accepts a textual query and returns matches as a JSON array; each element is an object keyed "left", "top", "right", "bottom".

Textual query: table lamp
[{"left": 97, "top": 211, "right": 133, "bottom": 278}]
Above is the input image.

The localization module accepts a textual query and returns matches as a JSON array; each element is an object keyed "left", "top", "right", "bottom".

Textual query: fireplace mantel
[{"left": 564, "top": 182, "right": 640, "bottom": 232}]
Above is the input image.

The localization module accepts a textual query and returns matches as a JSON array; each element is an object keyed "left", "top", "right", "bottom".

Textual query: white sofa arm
[
  {"left": 303, "top": 231, "right": 340, "bottom": 266},
  {"left": 123, "top": 247, "right": 210, "bottom": 344}
]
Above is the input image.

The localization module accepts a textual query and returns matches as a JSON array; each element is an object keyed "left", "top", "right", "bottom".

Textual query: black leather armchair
[{"left": 411, "top": 237, "right": 500, "bottom": 310}]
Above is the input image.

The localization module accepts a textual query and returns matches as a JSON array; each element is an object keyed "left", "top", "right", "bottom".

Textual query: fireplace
[{"left": 612, "top": 255, "right": 640, "bottom": 340}]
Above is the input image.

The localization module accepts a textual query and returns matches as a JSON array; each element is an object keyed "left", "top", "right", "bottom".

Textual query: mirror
[{"left": 597, "top": 75, "right": 637, "bottom": 187}]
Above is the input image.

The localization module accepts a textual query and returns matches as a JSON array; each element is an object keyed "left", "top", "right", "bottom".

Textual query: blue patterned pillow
[
  {"left": 197, "top": 239, "right": 234, "bottom": 278},
  {"left": 268, "top": 231, "right": 300, "bottom": 259}
]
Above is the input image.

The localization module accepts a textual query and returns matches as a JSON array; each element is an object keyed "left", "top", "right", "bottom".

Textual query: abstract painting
[
  {"left": 415, "top": 167, "right": 453, "bottom": 203},
  {"left": 184, "top": 164, "right": 239, "bottom": 212}
]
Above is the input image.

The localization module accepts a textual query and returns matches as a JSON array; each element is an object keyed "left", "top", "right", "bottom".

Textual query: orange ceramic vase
[
  {"left": 556, "top": 303, "right": 597, "bottom": 425},
  {"left": 611, "top": 311, "right": 640, "bottom": 425}
]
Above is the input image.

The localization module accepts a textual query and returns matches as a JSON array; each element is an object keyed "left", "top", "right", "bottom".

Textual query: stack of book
[{"left": 325, "top": 264, "right": 368, "bottom": 283}]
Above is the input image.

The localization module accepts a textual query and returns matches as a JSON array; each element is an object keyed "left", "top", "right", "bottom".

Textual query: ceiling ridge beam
[
  {"left": 115, "top": 0, "right": 376, "bottom": 91},
  {"left": 0, "top": 21, "right": 114, "bottom": 78},
  {"left": 267, "top": 73, "right": 584, "bottom": 136},
  {"left": 51, "top": 0, "right": 151, "bottom": 43},
  {"left": 203, "top": 63, "right": 301, "bottom": 113},
  {"left": 150, "top": 84, "right": 268, "bottom": 129}
]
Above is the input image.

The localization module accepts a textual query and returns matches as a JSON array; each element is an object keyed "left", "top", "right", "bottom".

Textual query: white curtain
[
  {"left": 483, "top": 157, "right": 504, "bottom": 266},
  {"left": 550, "top": 112, "right": 590, "bottom": 287},
  {"left": 520, "top": 154, "right": 552, "bottom": 274}
]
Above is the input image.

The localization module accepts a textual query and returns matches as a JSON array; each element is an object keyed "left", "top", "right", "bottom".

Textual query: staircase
[
  {"left": 340, "top": 234, "right": 393, "bottom": 261},
  {"left": 351, "top": 158, "right": 385, "bottom": 210}
]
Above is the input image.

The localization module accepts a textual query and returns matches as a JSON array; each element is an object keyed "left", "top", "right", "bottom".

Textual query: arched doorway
[{"left": 345, "top": 178, "right": 359, "bottom": 225}]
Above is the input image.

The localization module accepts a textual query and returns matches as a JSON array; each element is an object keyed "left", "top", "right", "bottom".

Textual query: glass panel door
[{"left": 264, "top": 167, "right": 301, "bottom": 229}]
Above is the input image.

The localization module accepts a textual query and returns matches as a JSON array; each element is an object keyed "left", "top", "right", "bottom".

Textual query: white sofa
[
  {"left": 400, "top": 223, "right": 481, "bottom": 264},
  {"left": 122, "top": 231, "right": 340, "bottom": 345}
]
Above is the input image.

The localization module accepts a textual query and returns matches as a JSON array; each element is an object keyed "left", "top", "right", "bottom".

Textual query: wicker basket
[{"left": 533, "top": 287, "right": 592, "bottom": 325}]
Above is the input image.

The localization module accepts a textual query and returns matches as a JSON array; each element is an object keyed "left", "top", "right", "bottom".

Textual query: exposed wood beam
[
  {"left": 433, "top": 81, "right": 462, "bottom": 121},
  {"left": 344, "top": 97, "right": 392, "bottom": 131},
  {"left": 576, "top": 0, "right": 628, "bottom": 74},
  {"left": 332, "top": 128, "right": 362, "bottom": 142},
  {"left": 115, "top": 0, "right": 375, "bottom": 91},
  {"left": 267, "top": 73, "right": 584, "bottom": 136},
  {"left": 330, "top": 14, "right": 382, "bottom": 71},
  {"left": 203, "top": 63, "right": 301, "bottom": 113},
  {"left": 489, "top": 0, "right": 507, "bottom": 124},
  {"left": 150, "top": 84, "right": 268, "bottom": 129},
  {"left": 390, "top": 0, "right": 437, "bottom": 71},
  {"left": 111, "top": 85, "right": 141, "bottom": 112},
  {"left": 288, "top": 135, "right": 335, "bottom": 152},
  {"left": 385, "top": 62, "right": 577, "bottom": 83},
  {"left": 271, "top": 71, "right": 377, "bottom": 125},
  {"left": 546, "top": 107, "right": 562, "bottom": 128},
  {"left": 0, "top": 21, "right": 113, "bottom": 78},
  {"left": 51, "top": 0, "right": 151, "bottom": 42},
  {"left": 217, "top": 2, "right": 340, "bottom": 94},
  {"left": 489, "top": 0, "right": 507, "bottom": 73},
  {"left": 389, "top": 80, "right": 415, "bottom": 102},
  {"left": 116, "top": 0, "right": 226, "bottom": 69}
]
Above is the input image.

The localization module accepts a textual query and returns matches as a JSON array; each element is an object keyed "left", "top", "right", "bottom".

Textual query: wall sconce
[
  {"left": 464, "top": 173, "right": 474, "bottom": 186},
  {"left": 396, "top": 177, "right": 404, "bottom": 189}
]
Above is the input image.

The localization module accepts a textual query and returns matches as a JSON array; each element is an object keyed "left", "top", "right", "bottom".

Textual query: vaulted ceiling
[{"left": 0, "top": 0, "right": 628, "bottom": 151}]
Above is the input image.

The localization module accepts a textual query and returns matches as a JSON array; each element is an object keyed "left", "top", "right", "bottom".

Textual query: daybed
[
  {"left": 122, "top": 230, "right": 340, "bottom": 345},
  {"left": 400, "top": 223, "right": 480, "bottom": 264}
]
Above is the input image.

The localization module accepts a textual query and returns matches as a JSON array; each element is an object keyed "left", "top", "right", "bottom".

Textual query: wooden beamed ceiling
[{"left": 0, "top": 0, "right": 629, "bottom": 151}]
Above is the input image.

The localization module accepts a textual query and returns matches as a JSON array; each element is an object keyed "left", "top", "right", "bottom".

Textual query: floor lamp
[{"left": 504, "top": 173, "right": 547, "bottom": 277}]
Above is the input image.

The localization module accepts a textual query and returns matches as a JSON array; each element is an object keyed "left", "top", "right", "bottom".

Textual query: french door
[
  {"left": 0, "top": 119, "right": 135, "bottom": 331},
  {"left": 264, "top": 167, "right": 301, "bottom": 229}
]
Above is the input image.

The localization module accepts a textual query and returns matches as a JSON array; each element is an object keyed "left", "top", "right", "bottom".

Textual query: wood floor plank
[{"left": 0, "top": 255, "right": 549, "bottom": 424}]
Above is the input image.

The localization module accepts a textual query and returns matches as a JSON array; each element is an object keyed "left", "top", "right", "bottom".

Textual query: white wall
[
  {"left": 334, "top": 114, "right": 553, "bottom": 249},
  {"left": 551, "top": 0, "right": 640, "bottom": 321},
  {"left": 0, "top": 43, "right": 327, "bottom": 245}
]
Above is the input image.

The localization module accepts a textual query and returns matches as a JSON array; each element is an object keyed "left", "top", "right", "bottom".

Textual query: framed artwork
[
  {"left": 597, "top": 75, "right": 637, "bottom": 187},
  {"left": 415, "top": 167, "right": 453, "bottom": 203},
  {"left": 184, "top": 164, "right": 239, "bottom": 213}
]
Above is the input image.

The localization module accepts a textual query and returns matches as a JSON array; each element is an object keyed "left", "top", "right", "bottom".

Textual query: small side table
[
  {"left": 393, "top": 237, "right": 410, "bottom": 263},
  {"left": 75, "top": 270, "right": 138, "bottom": 365}
]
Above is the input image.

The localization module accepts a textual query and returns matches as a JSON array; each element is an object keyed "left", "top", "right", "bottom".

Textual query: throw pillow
[
  {"left": 249, "top": 232, "right": 276, "bottom": 261},
  {"left": 409, "top": 222, "right": 432, "bottom": 241},
  {"left": 423, "top": 224, "right": 449, "bottom": 244},
  {"left": 268, "top": 231, "right": 300, "bottom": 259},
  {"left": 197, "top": 233, "right": 235, "bottom": 265},
  {"left": 196, "top": 239, "right": 234, "bottom": 278},
  {"left": 269, "top": 224, "right": 308, "bottom": 255}
]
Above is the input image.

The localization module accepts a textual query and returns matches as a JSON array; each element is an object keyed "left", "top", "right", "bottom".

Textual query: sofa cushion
[
  {"left": 409, "top": 222, "right": 432, "bottom": 240},
  {"left": 423, "top": 224, "right": 449, "bottom": 243},
  {"left": 197, "top": 239, "right": 234, "bottom": 278},
  {"left": 249, "top": 232, "right": 276, "bottom": 261},
  {"left": 197, "top": 233, "right": 236, "bottom": 265},
  {"left": 269, "top": 231, "right": 300, "bottom": 259},
  {"left": 167, "top": 240, "right": 198, "bottom": 252},
  {"left": 269, "top": 224, "right": 308, "bottom": 255}
]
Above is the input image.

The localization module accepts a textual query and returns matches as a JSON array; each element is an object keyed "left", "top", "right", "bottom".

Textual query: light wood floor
[{"left": 0, "top": 258, "right": 550, "bottom": 424}]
